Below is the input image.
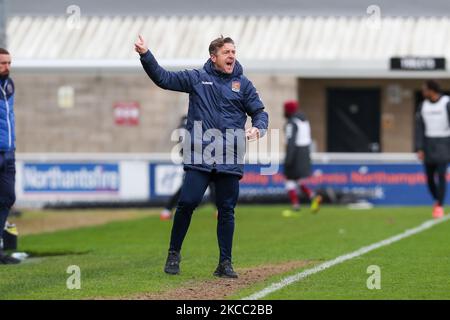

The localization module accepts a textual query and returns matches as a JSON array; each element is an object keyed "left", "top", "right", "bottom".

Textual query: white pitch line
[{"left": 243, "top": 214, "right": 450, "bottom": 300}]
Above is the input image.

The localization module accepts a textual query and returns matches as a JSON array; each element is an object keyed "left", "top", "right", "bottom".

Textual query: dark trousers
[
  {"left": 0, "top": 151, "right": 16, "bottom": 241},
  {"left": 425, "top": 162, "right": 447, "bottom": 206},
  {"left": 165, "top": 177, "right": 216, "bottom": 211},
  {"left": 169, "top": 169, "right": 239, "bottom": 263},
  {"left": 165, "top": 187, "right": 182, "bottom": 211}
]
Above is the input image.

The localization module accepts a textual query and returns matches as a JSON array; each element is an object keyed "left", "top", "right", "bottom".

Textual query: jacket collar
[{"left": 0, "top": 75, "right": 8, "bottom": 84}]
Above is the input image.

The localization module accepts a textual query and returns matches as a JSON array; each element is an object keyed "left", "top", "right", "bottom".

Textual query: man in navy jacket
[
  {"left": 0, "top": 48, "right": 20, "bottom": 265},
  {"left": 135, "top": 35, "right": 268, "bottom": 278}
]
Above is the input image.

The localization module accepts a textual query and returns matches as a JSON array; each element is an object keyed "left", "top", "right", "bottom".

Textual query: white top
[
  {"left": 286, "top": 117, "right": 312, "bottom": 147},
  {"left": 421, "top": 95, "right": 450, "bottom": 138}
]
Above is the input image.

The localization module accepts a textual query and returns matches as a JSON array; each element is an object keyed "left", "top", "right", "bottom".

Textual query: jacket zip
[
  {"left": 0, "top": 80, "right": 12, "bottom": 149},
  {"left": 213, "top": 76, "right": 227, "bottom": 167}
]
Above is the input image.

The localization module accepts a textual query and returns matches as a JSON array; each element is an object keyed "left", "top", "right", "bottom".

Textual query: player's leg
[
  {"left": 160, "top": 185, "right": 182, "bottom": 220},
  {"left": 165, "top": 169, "right": 210, "bottom": 274},
  {"left": 434, "top": 163, "right": 447, "bottom": 218},
  {"left": 299, "top": 182, "right": 313, "bottom": 199},
  {"left": 425, "top": 163, "right": 443, "bottom": 218},
  {"left": 425, "top": 163, "right": 439, "bottom": 202},
  {"left": 285, "top": 180, "right": 299, "bottom": 210},
  {"left": 0, "top": 205, "right": 7, "bottom": 255},
  {"left": 213, "top": 173, "right": 239, "bottom": 278},
  {"left": 0, "top": 151, "right": 19, "bottom": 265},
  {"left": 298, "top": 180, "right": 322, "bottom": 213},
  {"left": 436, "top": 163, "right": 447, "bottom": 205},
  {"left": 169, "top": 169, "right": 210, "bottom": 252}
]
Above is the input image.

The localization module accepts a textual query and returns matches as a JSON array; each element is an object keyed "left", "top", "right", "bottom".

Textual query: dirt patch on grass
[
  {"left": 130, "top": 260, "right": 315, "bottom": 300},
  {"left": 9, "top": 209, "right": 159, "bottom": 235}
]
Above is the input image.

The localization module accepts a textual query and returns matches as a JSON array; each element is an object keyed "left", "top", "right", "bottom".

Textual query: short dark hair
[
  {"left": 208, "top": 36, "right": 234, "bottom": 55},
  {"left": 0, "top": 48, "right": 10, "bottom": 55},
  {"left": 424, "top": 80, "right": 441, "bottom": 93}
]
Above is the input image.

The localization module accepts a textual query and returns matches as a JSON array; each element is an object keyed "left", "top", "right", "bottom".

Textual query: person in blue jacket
[
  {"left": 0, "top": 48, "right": 20, "bottom": 265},
  {"left": 135, "top": 35, "right": 269, "bottom": 278}
]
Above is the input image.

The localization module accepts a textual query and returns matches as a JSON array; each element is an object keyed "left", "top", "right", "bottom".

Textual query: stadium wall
[
  {"left": 13, "top": 71, "right": 450, "bottom": 154},
  {"left": 12, "top": 72, "right": 296, "bottom": 153}
]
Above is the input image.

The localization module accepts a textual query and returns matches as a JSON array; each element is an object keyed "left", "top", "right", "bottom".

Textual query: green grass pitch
[{"left": 1, "top": 205, "right": 449, "bottom": 300}]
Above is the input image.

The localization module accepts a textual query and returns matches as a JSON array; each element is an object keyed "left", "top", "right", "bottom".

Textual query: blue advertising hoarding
[
  {"left": 149, "top": 162, "right": 449, "bottom": 205},
  {"left": 23, "top": 163, "right": 120, "bottom": 193}
]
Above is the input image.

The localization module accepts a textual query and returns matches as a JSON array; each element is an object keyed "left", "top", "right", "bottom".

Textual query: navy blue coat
[
  {"left": 0, "top": 77, "right": 15, "bottom": 152},
  {"left": 140, "top": 50, "right": 269, "bottom": 177}
]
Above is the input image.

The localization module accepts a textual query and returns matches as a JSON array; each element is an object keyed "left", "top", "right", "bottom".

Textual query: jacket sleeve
[
  {"left": 140, "top": 50, "right": 198, "bottom": 93},
  {"left": 243, "top": 80, "right": 269, "bottom": 133},
  {"left": 284, "top": 121, "right": 297, "bottom": 167},
  {"left": 414, "top": 103, "right": 425, "bottom": 152}
]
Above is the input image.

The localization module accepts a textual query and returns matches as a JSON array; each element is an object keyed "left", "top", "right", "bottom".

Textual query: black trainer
[
  {"left": 164, "top": 250, "right": 181, "bottom": 275},
  {"left": 213, "top": 260, "right": 238, "bottom": 278},
  {"left": 0, "top": 251, "right": 21, "bottom": 265}
]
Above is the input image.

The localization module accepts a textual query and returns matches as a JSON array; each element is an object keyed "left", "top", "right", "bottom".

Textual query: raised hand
[{"left": 134, "top": 34, "right": 148, "bottom": 55}]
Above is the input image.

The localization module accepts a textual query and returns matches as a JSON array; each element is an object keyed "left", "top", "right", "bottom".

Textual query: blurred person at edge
[
  {"left": 135, "top": 35, "right": 268, "bottom": 278},
  {"left": 0, "top": 48, "right": 20, "bottom": 264},
  {"left": 283, "top": 100, "right": 322, "bottom": 213},
  {"left": 416, "top": 80, "right": 450, "bottom": 219}
]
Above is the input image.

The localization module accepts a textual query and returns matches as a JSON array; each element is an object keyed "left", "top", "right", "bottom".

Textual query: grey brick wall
[
  {"left": 13, "top": 71, "right": 435, "bottom": 154},
  {"left": 12, "top": 72, "right": 296, "bottom": 153}
]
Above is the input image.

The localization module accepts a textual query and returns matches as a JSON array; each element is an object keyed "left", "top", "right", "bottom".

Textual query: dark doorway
[{"left": 327, "top": 88, "right": 381, "bottom": 152}]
